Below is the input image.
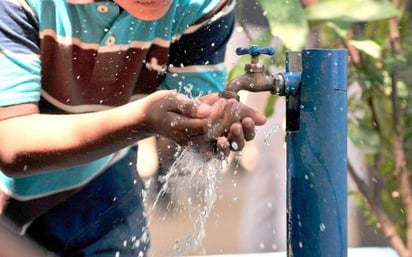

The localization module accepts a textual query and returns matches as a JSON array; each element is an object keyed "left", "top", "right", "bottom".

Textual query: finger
[
  {"left": 227, "top": 123, "right": 245, "bottom": 151},
  {"left": 197, "top": 93, "right": 220, "bottom": 105},
  {"left": 210, "top": 98, "right": 241, "bottom": 133},
  {"left": 165, "top": 113, "right": 208, "bottom": 138},
  {"left": 167, "top": 94, "right": 211, "bottom": 118},
  {"left": 241, "top": 117, "right": 256, "bottom": 141},
  {"left": 216, "top": 137, "right": 230, "bottom": 159},
  {"left": 239, "top": 105, "right": 266, "bottom": 126},
  {"left": 207, "top": 98, "right": 228, "bottom": 137}
]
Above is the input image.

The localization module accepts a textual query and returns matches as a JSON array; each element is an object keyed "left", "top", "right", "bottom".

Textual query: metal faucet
[{"left": 219, "top": 45, "right": 301, "bottom": 101}]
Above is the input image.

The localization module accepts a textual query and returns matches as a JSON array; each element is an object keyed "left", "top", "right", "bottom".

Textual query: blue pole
[{"left": 286, "top": 49, "right": 348, "bottom": 257}]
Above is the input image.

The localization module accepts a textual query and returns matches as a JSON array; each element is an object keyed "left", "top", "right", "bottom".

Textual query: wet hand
[
  {"left": 143, "top": 90, "right": 212, "bottom": 145},
  {"left": 198, "top": 93, "right": 266, "bottom": 153},
  {"left": 143, "top": 91, "right": 265, "bottom": 158}
]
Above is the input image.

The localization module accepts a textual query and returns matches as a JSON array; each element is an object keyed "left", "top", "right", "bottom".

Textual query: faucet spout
[{"left": 222, "top": 70, "right": 276, "bottom": 98}]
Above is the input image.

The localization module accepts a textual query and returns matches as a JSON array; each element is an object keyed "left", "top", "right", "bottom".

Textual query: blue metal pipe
[
  {"left": 286, "top": 49, "right": 348, "bottom": 257},
  {"left": 276, "top": 72, "right": 302, "bottom": 96}
]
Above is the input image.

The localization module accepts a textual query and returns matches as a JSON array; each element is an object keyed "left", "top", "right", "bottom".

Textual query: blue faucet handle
[{"left": 236, "top": 45, "right": 275, "bottom": 57}]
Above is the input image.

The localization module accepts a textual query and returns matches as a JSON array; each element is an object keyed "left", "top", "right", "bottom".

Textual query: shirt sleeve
[
  {"left": 0, "top": 0, "right": 41, "bottom": 117},
  {"left": 161, "top": 0, "right": 235, "bottom": 97}
]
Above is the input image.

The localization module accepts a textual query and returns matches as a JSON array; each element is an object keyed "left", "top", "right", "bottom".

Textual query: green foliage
[
  {"left": 258, "top": 0, "right": 309, "bottom": 50},
  {"left": 305, "top": 0, "right": 400, "bottom": 22},
  {"left": 233, "top": 0, "right": 412, "bottom": 246}
]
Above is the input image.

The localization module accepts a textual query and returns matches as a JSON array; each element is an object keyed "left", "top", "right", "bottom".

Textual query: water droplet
[{"left": 231, "top": 141, "right": 238, "bottom": 150}]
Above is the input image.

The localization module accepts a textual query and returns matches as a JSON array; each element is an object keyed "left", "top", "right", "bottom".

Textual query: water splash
[
  {"left": 146, "top": 144, "right": 225, "bottom": 256},
  {"left": 263, "top": 123, "right": 282, "bottom": 146}
]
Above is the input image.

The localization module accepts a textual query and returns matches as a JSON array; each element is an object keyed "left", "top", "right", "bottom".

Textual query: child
[{"left": 0, "top": 0, "right": 265, "bottom": 256}]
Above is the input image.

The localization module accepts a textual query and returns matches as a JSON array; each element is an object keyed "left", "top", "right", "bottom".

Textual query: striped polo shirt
[{"left": 0, "top": 0, "right": 235, "bottom": 200}]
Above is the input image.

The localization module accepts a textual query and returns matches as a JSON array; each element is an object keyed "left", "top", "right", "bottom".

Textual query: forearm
[{"left": 0, "top": 99, "right": 150, "bottom": 177}]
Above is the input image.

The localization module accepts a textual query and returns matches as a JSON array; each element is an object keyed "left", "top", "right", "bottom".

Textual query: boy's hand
[
  {"left": 198, "top": 93, "right": 266, "bottom": 154},
  {"left": 143, "top": 90, "right": 211, "bottom": 145},
  {"left": 144, "top": 91, "right": 266, "bottom": 157}
]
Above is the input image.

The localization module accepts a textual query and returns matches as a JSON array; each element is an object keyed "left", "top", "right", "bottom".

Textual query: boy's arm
[{"left": 0, "top": 91, "right": 215, "bottom": 177}]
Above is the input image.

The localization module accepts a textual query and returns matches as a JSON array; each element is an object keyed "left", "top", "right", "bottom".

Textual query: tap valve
[
  {"left": 236, "top": 45, "right": 275, "bottom": 57},
  {"left": 236, "top": 46, "right": 275, "bottom": 73}
]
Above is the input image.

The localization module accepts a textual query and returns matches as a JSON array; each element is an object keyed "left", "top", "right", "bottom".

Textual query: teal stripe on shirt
[
  {"left": 0, "top": 155, "right": 112, "bottom": 200},
  {"left": 161, "top": 68, "right": 227, "bottom": 97},
  {"left": 0, "top": 53, "right": 41, "bottom": 106}
]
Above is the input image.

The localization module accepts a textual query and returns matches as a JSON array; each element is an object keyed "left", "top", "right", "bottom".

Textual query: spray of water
[
  {"left": 263, "top": 123, "right": 282, "bottom": 146},
  {"left": 145, "top": 143, "right": 227, "bottom": 256}
]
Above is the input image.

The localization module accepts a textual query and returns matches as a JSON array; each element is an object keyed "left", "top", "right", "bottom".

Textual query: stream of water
[{"left": 145, "top": 144, "right": 227, "bottom": 256}]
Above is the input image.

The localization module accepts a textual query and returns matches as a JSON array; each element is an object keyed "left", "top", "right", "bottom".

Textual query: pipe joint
[{"left": 274, "top": 72, "right": 302, "bottom": 96}]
